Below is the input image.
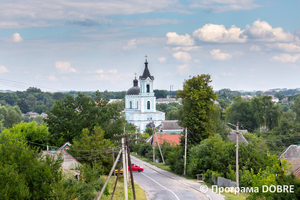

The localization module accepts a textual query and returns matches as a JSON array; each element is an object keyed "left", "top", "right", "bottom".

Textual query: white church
[{"left": 124, "top": 58, "right": 165, "bottom": 132}]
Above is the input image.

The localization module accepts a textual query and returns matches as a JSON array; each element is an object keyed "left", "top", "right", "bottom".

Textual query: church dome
[{"left": 126, "top": 77, "right": 140, "bottom": 95}]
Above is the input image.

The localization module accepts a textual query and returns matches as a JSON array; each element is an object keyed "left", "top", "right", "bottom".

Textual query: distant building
[
  {"left": 227, "top": 130, "right": 249, "bottom": 145},
  {"left": 124, "top": 59, "right": 165, "bottom": 132},
  {"left": 147, "top": 134, "right": 181, "bottom": 146},
  {"left": 280, "top": 145, "right": 300, "bottom": 178},
  {"left": 156, "top": 120, "right": 184, "bottom": 134},
  {"left": 241, "top": 95, "right": 253, "bottom": 100},
  {"left": 156, "top": 98, "right": 182, "bottom": 104}
]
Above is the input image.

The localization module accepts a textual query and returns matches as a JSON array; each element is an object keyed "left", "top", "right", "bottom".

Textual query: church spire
[{"left": 139, "top": 55, "right": 154, "bottom": 80}]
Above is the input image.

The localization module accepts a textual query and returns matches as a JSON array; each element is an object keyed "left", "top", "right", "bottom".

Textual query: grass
[
  {"left": 100, "top": 175, "right": 146, "bottom": 200},
  {"left": 132, "top": 153, "right": 249, "bottom": 200}
]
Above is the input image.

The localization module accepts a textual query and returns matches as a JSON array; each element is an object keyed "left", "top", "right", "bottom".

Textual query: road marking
[{"left": 140, "top": 172, "right": 180, "bottom": 200}]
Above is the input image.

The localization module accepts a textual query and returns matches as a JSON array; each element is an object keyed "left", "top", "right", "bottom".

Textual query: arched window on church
[
  {"left": 147, "top": 101, "right": 150, "bottom": 110},
  {"left": 146, "top": 84, "right": 150, "bottom": 93},
  {"left": 130, "top": 101, "right": 132, "bottom": 109}
]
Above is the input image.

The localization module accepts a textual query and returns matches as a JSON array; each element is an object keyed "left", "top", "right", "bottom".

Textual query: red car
[{"left": 130, "top": 163, "right": 144, "bottom": 172}]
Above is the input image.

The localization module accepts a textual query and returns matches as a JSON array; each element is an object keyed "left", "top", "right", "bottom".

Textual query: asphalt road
[{"left": 131, "top": 156, "right": 208, "bottom": 200}]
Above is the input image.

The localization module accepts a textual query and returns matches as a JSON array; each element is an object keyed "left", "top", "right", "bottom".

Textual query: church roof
[
  {"left": 139, "top": 59, "right": 154, "bottom": 80},
  {"left": 126, "top": 77, "right": 140, "bottom": 95}
]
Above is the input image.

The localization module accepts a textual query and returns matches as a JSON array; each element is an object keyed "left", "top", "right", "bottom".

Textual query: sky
[{"left": 1, "top": 0, "right": 300, "bottom": 92}]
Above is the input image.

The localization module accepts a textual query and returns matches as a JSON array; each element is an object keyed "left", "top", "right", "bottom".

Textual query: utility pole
[
  {"left": 94, "top": 150, "right": 122, "bottom": 200},
  {"left": 236, "top": 122, "right": 239, "bottom": 194},
  {"left": 155, "top": 130, "right": 165, "bottom": 164},
  {"left": 152, "top": 123, "right": 155, "bottom": 163},
  {"left": 184, "top": 127, "right": 187, "bottom": 176},
  {"left": 112, "top": 148, "right": 115, "bottom": 177},
  {"left": 114, "top": 129, "right": 138, "bottom": 200},
  {"left": 122, "top": 138, "right": 128, "bottom": 200}
]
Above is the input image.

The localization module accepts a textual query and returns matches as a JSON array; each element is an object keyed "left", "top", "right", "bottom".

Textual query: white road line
[{"left": 140, "top": 172, "right": 180, "bottom": 200}]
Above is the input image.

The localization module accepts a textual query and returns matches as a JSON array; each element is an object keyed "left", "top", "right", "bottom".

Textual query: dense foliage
[{"left": 177, "top": 74, "right": 217, "bottom": 141}]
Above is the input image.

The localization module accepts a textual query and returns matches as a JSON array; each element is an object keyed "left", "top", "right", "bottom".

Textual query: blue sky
[{"left": 1, "top": 0, "right": 300, "bottom": 92}]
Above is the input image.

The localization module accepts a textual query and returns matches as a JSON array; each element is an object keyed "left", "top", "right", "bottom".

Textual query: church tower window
[
  {"left": 147, "top": 101, "right": 150, "bottom": 110},
  {"left": 146, "top": 84, "right": 150, "bottom": 93},
  {"left": 130, "top": 101, "right": 132, "bottom": 109}
]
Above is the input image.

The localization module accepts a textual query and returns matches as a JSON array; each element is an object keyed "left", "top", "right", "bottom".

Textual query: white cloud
[
  {"left": 173, "top": 51, "right": 192, "bottom": 62},
  {"left": 194, "top": 59, "right": 201, "bottom": 63},
  {"left": 166, "top": 32, "right": 195, "bottom": 46},
  {"left": 158, "top": 57, "right": 166, "bottom": 63},
  {"left": 177, "top": 64, "right": 189, "bottom": 74},
  {"left": 95, "top": 69, "right": 104, "bottom": 73},
  {"left": 123, "top": 39, "right": 137, "bottom": 50},
  {"left": 55, "top": 62, "right": 77, "bottom": 73},
  {"left": 210, "top": 49, "right": 232, "bottom": 61},
  {"left": 265, "top": 43, "right": 300, "bottom": 52},
  {"left": 242, "top": 19, "right": 296, "bottom": 42},
  {"left": 190, "top": 0, "right": 261, "bottom": 13},
  {"left": 270, "top": 54, "right": 300, "bottom": 63},
  {"left": 250, "top": 45, "right": 261, "bottom": 51},
  {"left": 11, "top": 33, "right": 23, "bottom": 43},
  {"left": 48, "top": 75, "right": 58, "bottom": 81},
  {"left": 172, "top": 46, "right": 201, "bottom": 51},
  {"left": 223, "top": 72, "right": 235, "bottom": 76},
  {"left": 193, "top": 24, "right": 246, "bottom": 43},
  {"left": 0, "top": 65, "right": 9, "bottom": 73},
  {"left": 108, "top": 69, "right": 117, "bottom": 73}
]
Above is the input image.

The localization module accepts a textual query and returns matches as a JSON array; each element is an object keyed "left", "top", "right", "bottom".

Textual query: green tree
[
  {"left": 44, "top": 91, "right": 124, "bottom": 146},
  {"left": 53, "top": 92, "right": 64, "bottom": 100},
  {"left": 177, "top": 74, "right": 217, "bottom": 141},
  {"left": 0, "top": 104, "right": 22, "bottom": 128},
  {"left": 293, "top": 96, "right": 300, "bottom": 123},
  {"left": 0, "top": 132, "right": 63, "bottom": 199},
  {"left": 71, "top": 126, "right": 114, "bottom": 173},
  {"left": 17, "top": 98, "right": 30, "bottom": 113},
  {"left": 27, "top": 94, "right": 37, "bottom": 111}
]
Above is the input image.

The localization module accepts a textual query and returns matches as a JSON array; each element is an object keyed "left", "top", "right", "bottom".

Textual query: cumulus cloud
[
  {"left": 166, "top": 32, "right": 195, "bottom": 46},
  {"left": 108, "top": 69, "right": 117, "bottom": 73},
  {"left": 210, "top": 49, "right": 232, "bottom": 60},
  {"left": 173, "top": 51, "right": 192, "bottom": 62},
  {"left": 123, "top": 39, "right": 137, "bottom": 50},
  {"left": 11, "top": 33, "right": 23, "bottom": 43},
  {"left": 55, "top": 62, "right": 77, "bottom": 73},
  {"left": 48, "top": 75, "right": 58, "bottom": 81},
  {"left": 96, "top": 69, "right": 104, "bottom": 73},
  {"left": 158, "top": 57, "right": 166, "bottom": 63},
  {"left": 0, "top": 65, "right": 9, "bottom": 73},
  {"left": 270, "top": 54, "right": 300, "bottom": 63},
  {"left": 265, "top": 43, "right": 300, "bottom": 52},
  {"left": 177, "top": 64, "right": 189, "bottom": 74},
  {"left": 250, "top": 45, "right": 261, "bottom": 51},
  {"left": 172, "top": 46, "right": 201, "bottom": 51},
  {"left": 241, "top": 19, "right": 295, "bottom": 42},
  {"left": 66, "top": 19, "right": 100, "bottom": 26},
  {"left": 193, "top": 24, "right": 246, "bottom": 43}
]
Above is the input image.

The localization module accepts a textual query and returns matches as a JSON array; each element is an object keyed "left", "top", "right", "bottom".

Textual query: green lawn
[{"left": 100, "top": 175, "right": 146, "bottom": 200}]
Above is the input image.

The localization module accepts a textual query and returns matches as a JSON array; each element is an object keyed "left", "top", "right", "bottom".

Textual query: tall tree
[
  {"left": 17, "top": 98, "right": 30, "bottom": 113},
  {"left": 44, "top": 91, "right": 124, "bottom": 146},
  {"left": 177, "top": 74, "right": 217, "bottom": 141}
]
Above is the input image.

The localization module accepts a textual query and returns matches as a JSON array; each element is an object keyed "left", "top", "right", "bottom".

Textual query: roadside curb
[{"left": 131, "top": 155, "right": 217, "bottom": 200}]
